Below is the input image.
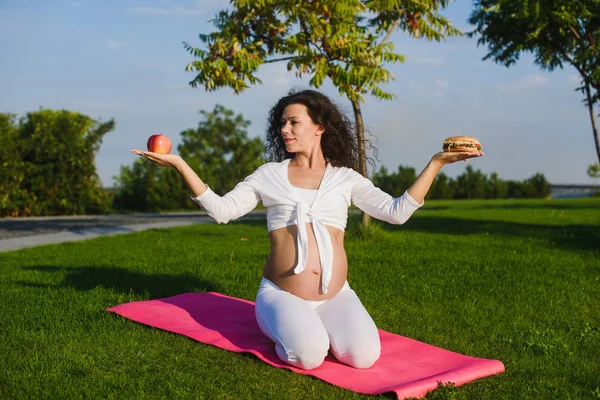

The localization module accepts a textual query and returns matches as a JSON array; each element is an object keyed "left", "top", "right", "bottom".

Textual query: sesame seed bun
[{"left": 442, "top": 136, "right": 482, "bottom": 152}]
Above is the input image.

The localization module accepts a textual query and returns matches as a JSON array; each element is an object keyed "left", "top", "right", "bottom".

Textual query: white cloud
[
  {"left": 128, "top": 6, "right": 206, "bottom": 16},
  {"left": 128, "top": 0, "right": 227, "bottom": 18},
  {"left": 65, "top": 1, "right": 83, "bottom": 7},
  {"left": 273, "top": 70, "right": 292, "bottom": 86},
  {"left": 471, "top": 101, "right": 482, "bottom": 110},
  {"left": 568, "top": 74, "right": 581, "bottom": 85},
  {"left": 435, "top": 78, "right": 448, "bottom": 88},
  {"left": 165, "top": 83, "right": 190, "bottom": 90},
  {"left": 195, "top": 0, "right": 229, "bottom": 6},
  {"left": 498, "top": 73, "right": 548, "bottom": 93},
  {"left": 411, "top": 56, "right": 445, "bottom": 67},
  {"left": 405, "top": 81, "right": 446, "bottom": 99},
  {"left": 522, "top": 73, "right": 548, "bottom": 85},
  {"left": 75, "top": 102, "right": 119, "bottom": 111},
  {"left": 107, "top": 40, "right": 125, "bottom": 50}
]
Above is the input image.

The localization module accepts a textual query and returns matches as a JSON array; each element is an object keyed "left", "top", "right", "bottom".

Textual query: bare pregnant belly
[{"left": 262, "top": 223, "right": 348, "bottom": 301}]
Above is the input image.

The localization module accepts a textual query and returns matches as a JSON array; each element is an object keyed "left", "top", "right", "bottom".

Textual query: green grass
[{"left": 1, "top": 198, "right": 599, "bottom": 399}]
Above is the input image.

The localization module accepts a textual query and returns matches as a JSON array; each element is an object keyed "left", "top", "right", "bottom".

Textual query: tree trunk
[
  {"left": 350, "top": 97, "right": 371, "bottom": 226},
  {"left": 584, "top": 82, "right": 600, "bottom": 165}
]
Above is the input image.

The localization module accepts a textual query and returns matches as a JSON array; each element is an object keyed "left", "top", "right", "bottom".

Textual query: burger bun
[{"left": 442, "top": 136, "right": 482, "bottom": 153}]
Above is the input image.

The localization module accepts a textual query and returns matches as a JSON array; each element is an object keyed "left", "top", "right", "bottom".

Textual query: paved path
[{"left": 0, "top": 212, "right": 266, "bottom": 253}]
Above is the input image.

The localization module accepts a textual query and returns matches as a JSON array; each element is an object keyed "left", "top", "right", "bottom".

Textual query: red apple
[{"left": 147, "top": 133, "right": 172, "bottom": 154}]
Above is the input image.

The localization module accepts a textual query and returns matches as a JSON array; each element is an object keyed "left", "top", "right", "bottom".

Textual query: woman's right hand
[{"left": 131, "top": 149, "right": 183, "bottom": 169}]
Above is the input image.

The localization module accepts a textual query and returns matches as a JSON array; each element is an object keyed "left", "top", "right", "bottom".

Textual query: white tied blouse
[{"left": 191, "top": 159, "right": 423, "bottom": 294}]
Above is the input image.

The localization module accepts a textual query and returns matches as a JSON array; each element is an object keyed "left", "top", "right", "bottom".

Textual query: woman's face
[{"left": 280, "top": 104, "right": 324, "bottom": 154}]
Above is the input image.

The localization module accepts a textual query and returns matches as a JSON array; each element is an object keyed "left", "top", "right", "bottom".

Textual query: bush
[
  {"left": 112, "top": 105, "right": 264, "bottom": 212},
  {"left": 0, "top": 110, "right": 114, "bottom": 217},
  {"left": 371, "top": 163, "right": 551, "bottom": 200}
]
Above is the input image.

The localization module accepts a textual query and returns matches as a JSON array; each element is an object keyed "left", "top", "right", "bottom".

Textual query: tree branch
[
  {"left": 264, "top": 56, "right": 298, "bottom": 63},
  {"left": 542, "top": 33, "right": 600, "bottom": 93},
  {"left": 569, "top": 25, "right": 581, "bottom": 40},
  {"left": 569, "top": 23, "right": 598, "bottom": 56},
  {"left": 558, "top": 48, "right": 600, "bottom": 93},
  {"left": 380, "top": 18, "right": 401, "bottom": 46},
  {"left": 297, "top": 16, "right": 327, "bottom": 59}
]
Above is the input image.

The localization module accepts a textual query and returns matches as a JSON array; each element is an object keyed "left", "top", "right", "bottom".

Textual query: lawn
[{"left": 1, "top": 198, "right": 599, "bottom": 399}]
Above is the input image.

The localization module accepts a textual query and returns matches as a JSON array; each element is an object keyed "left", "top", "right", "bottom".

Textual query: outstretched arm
[
  {"left": 131, "top": 149, "right": 261, "bottom": 224},
  {"left": 407, "top": 151, "right": 484, "bottom": 203},
  {"left": 131, "top": 149, "right": 208, "bottom": 197}
]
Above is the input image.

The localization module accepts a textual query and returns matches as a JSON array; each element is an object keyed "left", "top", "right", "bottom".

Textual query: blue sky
[{"left": 1, "top": 0, "right": 597, "bottom": 187}]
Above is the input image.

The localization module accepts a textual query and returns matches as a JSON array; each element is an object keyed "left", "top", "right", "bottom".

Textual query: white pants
[{"left": 255, "top": 277, "right": 381, "bottom": 370}]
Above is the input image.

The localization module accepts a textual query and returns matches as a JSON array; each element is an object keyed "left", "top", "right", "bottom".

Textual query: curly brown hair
[{"left": 265, "top": 89, "right": 370, "bottom": 170}]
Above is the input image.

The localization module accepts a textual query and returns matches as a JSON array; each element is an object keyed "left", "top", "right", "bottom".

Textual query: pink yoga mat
[{"left": 107, "top": 292, "right": 504, "bottom": 399}]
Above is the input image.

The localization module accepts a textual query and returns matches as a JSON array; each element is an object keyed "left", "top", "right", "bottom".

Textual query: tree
[
  {"left": 525, "top": 172, "right": 551, "bottom": 198},
  {"left": 113, "top": 105, "right": 264, "bottom": 212},
  {"left": 505, "top": 172, "right": 550, "bottom": 199},
  {"left": 454, "top": 165, "right": 488, "bottom": 199},
  {"left": 371, "top": 165, "right": 392, "bottom": 192},
  {"left": 589, "top": 163, "right": 600, "bottom": 195},
  {"left": 427, "top": 171, "right": 455, "bottom": 199},
  {"left": 372, "top": 164, "right": 417, "bottom": 196},
  {"left": 469, "top": 0, "right": 600, "bottom": 166},
  {"left": 588, "top": 162, "right": 600, "bottom": 180},
  {"left": 179, "top": 105, "right": 264, "bottom": 195},
  {"left": 0, "top": 113, "right": 28, "bottom": 217},
  {"left": 112, "top": 159, "right": 188, "bottom": 212},
  {"left": 374, "top": 161, "right": 555, "bottom": 199},
  {"left": 0, "top": 110, "right": 114, "bottom": 217},
  {"left": 184, "top": 0, "right": 460, "bottom": 224},
  {"left": 485, "top": 172, "right": 508, "bottom": 199}
]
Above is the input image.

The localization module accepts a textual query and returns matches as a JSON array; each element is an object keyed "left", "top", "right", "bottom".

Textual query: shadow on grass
[
  {"left": 230, "top": 218, "right": 268, "bottom": 228},
  {"left": 0, "top": 214, "right": 210, "bottom": 233},
  {"left": 440, "top": 203, "right": 600, "bottom": 211},
  {"left": 419, "top": 198, "right": 600, "bottom": 212},
  {"left": 19, "top": 265, "right": 219, "bottom": 298},
  {"left": 347, "top": 215, "right": 600, "bottom": 252}
]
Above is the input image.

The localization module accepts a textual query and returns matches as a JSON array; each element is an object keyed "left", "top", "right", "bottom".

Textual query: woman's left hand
[
  {"left": 431, "top": 151, "right": 484, "bottom": 166},
  {"left": 407, "top": 151, "right": 484, "bottom": 203}
]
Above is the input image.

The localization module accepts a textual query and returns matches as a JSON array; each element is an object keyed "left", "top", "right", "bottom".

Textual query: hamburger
[{"left": 442, "top": 136, "right": 482, "bottom": 153}]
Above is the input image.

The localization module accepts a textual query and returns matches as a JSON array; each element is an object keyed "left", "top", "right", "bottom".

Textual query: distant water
[
  {"left": 551, "top": 193, "right": 592, "bottom": 199},
  {"left": 550, "top": 186, "right": 599, "bottom": 199}
]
